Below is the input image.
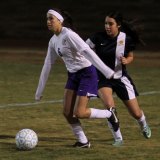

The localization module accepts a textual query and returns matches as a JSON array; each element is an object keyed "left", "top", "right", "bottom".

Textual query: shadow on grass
[
  {"left": 38, "top": 136, "right": 113, "bottom": 148},
  {"left": 0, "top": 134, "right": 114, "bottom": 150},
  {"left": 0, "top": 135, "right": 15, "bottom": 139}
]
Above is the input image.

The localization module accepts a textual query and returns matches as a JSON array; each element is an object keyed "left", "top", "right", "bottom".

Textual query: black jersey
[{"left": 87, "top": 31, "right": 136, "bottom": 79}]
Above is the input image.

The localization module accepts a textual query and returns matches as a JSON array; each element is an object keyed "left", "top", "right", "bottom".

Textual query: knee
[
  {"left": 131, "top": 111, "right": 142, "bottom": 119},
  {"left": 134, "top": 112, "right": 143, "bottom": 119},
  {"left": 104, "top": 101, "right": 114, "bottom": 108}
]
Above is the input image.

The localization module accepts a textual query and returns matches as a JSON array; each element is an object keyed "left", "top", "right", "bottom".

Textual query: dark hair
[
  {"left": 106, "top": 11, "right": 145, "bottom": 45},
  {"left": 51, "top": 8, "right": 76, "bottom": 31}
]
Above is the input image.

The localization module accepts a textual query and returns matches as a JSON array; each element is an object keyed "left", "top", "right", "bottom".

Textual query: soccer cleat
[
  {"left": 112, "top": 139, "right": 123, "bottom": 147},
  {"left": 142, "top": 125, "right": 151, "bottom": 139},
  {"left": 107, "top": 107, "right": 119, "bottom": 132},
  {"left": 73, "top": 141, "right": 91, "bottom": 148}
]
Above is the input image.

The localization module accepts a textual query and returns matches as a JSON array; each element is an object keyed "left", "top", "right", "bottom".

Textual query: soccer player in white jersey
[
  {"left": 35, "top": 8, "right": 122, "bottom": 148},
  {"left": 86, "top": 11, "right": 151, "bottom": 146}
]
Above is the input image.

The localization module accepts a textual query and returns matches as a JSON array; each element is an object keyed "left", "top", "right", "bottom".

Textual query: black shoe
[
  {"left": 73, "top": 141, "right": 91, "bottom": 148},
  {"left": 107, "top": 107, "right": 119, "bottom": 132}
]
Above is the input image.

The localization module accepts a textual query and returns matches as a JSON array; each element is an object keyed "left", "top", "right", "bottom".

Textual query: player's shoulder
[
  {"left": 62, "top": 27, "right": 80, "bottom": 41},
  {"left": 125, "top": 34, "right": 136, "bottom": 51},
  {"left": 89, "top": 31, "right": 108, "bottom": 43},
  {"left": 93, "top": 31, "right": 106, "bottom": 38},
  {"left": 125, "top": 34, "right": 136, "bottom": 45},
  {"left": 62, "top": 27, "right": 75, "bottom": 36},
  {"left": 92, "top": 31, "right": 108, "bottom": 40},
  {"left": 125, "top": 34, "right": 132, "bottom": 40},
  {"left": 49, "top": 34, "right": 56, "bottom": 41}
]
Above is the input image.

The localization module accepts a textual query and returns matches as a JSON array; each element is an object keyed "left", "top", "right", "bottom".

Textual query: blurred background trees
[{"left": 0, "top": 0, "right": 159, "bottom": 51}]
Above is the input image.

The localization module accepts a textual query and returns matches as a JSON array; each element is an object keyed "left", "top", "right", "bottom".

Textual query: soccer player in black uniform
[{"left": 86, "top": 11, "right": 151, "bottom": 145}]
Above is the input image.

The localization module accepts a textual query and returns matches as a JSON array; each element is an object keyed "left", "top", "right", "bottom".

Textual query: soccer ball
[{"left": 15, "top": 129, "right": 38, "bottom": 150}]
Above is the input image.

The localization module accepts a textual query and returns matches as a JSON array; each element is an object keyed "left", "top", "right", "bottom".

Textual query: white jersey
[
  {"left": 46, "top": 27, "right": 91, "bottom": 73},
  {"left": 35, "top": 27, "right": 115, "bottom": 100}
]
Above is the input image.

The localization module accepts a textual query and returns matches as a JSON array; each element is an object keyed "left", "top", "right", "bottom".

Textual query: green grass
[{"left": 0, "top": 49, "right": 160, "bottom": 160}]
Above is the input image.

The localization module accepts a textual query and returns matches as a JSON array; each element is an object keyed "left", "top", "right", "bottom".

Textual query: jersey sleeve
[
  {"left": 35, "top": 40, "right": 58, "bottom": 100},
  {"left": 66, "top": 31, "right": 90, "bottom": 53},
  {"left": 125, "top": 36, "right": 136, "bottom": 54}
]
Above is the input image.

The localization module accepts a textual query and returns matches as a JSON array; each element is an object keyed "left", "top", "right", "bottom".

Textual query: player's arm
[
  {"left": 67, "top": 33, "right": 115, "bottom": 79},
  {"left": 81, "top": 48, "right": 114, "bottom": 79},
  {"left": 121, "top": 51, "right": 134, "bottom": 65},
  {"left": 35, "top": 43, "right": 58, "bottom": 101}
]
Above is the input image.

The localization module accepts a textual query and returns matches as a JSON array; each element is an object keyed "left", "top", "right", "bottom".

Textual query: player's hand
[
  {"left": 109, "top": 72, "right": 114, "bottom": 79},
  {"left": 120, "top": 56, "right": 128, "bottom": 65}
]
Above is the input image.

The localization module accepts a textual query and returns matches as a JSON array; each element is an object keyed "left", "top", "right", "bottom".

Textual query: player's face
[
  {"left": 104, "top": 16, "right": 120, "bottom": 37},
  {"left": 47, "top": 13, "right": 62, "bottom": 34}
]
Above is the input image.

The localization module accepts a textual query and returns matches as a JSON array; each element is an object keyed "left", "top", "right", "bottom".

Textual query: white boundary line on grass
[{"left": 0, "top": 90, "right": 160, "bottom": 108}]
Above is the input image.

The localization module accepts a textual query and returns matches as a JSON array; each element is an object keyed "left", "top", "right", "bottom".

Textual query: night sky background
[{"left": 0, "top": 0, "right": 159, "bottom": 51}]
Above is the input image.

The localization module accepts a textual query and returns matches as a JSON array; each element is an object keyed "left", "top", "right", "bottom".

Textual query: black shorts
[{"left": 98, "top": 75, "right": 139, "bottom": 100}]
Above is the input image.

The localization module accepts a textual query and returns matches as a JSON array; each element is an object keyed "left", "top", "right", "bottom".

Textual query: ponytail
[
  {"left": 121, "top": 19, "right": 145, "bottom": 45},
  {"left": 51, "top": 8, "right": 76, "bottom": 31}
]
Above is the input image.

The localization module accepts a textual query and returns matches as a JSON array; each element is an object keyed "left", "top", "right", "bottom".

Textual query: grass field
[{"left": 0, "top": 48, "right": 160, "bottom": 160}]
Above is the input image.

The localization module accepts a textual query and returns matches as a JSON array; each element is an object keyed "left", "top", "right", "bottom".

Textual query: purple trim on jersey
[{"left": 65, "top": 65, "right": 98, "bottom": 97}]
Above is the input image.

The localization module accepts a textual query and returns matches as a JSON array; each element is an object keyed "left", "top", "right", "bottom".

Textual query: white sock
[
  {"left": 70, "top": 123, "right": 88, "bottom": 143},
  {"left": 90, "top": 108, "right": 111, "bottom": 118},
  {"left": 108, "top": 121, "right": 123, "bottom": 141},
  {"left": 137, "top": 112, "right": 147, "bottom": 129}
]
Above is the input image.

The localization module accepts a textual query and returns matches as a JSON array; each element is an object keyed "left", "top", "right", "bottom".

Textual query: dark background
[{"left": 0, "top": 0, "right": 159, "bottom": 51}]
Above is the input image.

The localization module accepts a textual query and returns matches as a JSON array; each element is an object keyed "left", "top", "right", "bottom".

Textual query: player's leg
[
  {"left": 123, "top": 98, "right": 151, "bottom": 139},
  {"left": 73, "top": 66, "right": 117, "bottom": 122},
  {"left": 74, "top": 94, "right": 122, "bottom": 146},
  {"left": 116, "top": 75, "right": 151, "bottom": 139},
  {"left": 74, "top": 95, "right": 118, "bottom": 121},
  {"left": 63, "top": 89, "right": 89, "bottom": 147},
  {"left": 73, "top": 95, "right": 116, "bottom": 146},
  {"left": 98, "top": 87, "right": 123, "bottom": 146}
]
